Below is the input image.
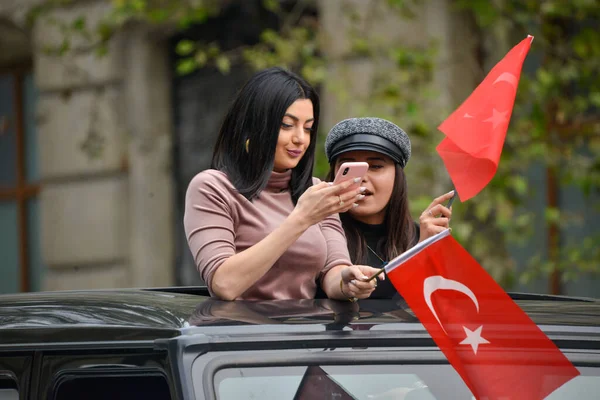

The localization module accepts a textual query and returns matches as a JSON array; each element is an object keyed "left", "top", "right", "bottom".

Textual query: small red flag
[
  {"left": 385, "top": 229, "right": 579, "bottom": 399},
  {"left": 437, "top": 35, "right": 534, "bottom": 201}
]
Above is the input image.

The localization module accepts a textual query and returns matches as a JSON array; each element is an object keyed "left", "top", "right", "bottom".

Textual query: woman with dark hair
[
  {"left": 324, "top": 117, "right": 454, "bottom": 299},
  {"left": 184, "top": 68, "right": 382, "bottom": 301}
]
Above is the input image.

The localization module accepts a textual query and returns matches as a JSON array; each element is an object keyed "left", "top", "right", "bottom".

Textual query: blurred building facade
[
  {"left": 0, "top": 0, "right": 597, "bottom": 296},
  {"left": 0, "top": 0, "right": 175, "bottom": 292}
]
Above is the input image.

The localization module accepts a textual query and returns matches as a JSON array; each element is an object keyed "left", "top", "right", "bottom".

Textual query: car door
[{"left": 176, "top": 331, "right": 600, "bottom": 400}]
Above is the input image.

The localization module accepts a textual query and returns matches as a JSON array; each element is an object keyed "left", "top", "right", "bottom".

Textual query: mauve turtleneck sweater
[{"left": 184, "top": 169, "right": 351, "bottom": 300}]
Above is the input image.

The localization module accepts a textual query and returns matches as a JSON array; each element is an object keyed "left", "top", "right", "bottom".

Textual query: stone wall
[{"left": 0, "top": 0, "right": 175, "bottom": 291}]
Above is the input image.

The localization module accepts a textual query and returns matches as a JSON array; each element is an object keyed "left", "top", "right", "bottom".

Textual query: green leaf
[
  {"left": 545, "top": 208, "right": 561, "bottom": 224},
  {"left": 590, "top": 92, "right": 600, "bottom": 108},
  {"left": 190, "top": 8, "right": 210, "bottom": 24},
  {"left": 58, "top": 38, "right": 70, "bottom": 56},
  {"left": 474, "top": 201, "right": 492, "bottom": 220},
  {"left": 510, "top": 175, "right": 528, "bottom": 195},
  {"left": 351, "top": 38, "right": 370, "bottom": 56},
  {"left": 111, "top": 0, "right": 126, "bottom": 10},
  {"left": 207, "top": 43, "right": 220, "bottom": 57},
  {"left": 175, "top": 40, "right": 195, "bottom": 56},
  {"left": 97, "top": 22, "right": 114, "bottom": 42},
  {"left": 95, "top": 44, "right": 109, "bottom": 57},
  {"left": 456, "top": 0, "right": 500, "bottom": 26},
  {"left": 194, "top": 50, "right": 208, "bottom": 67},
  {"left": 261, "top": 29, "right": 278, "bottom": 45},
  {"left": 72, "top": 16, "right": 86, "bottom": 31},
  {"left": 148, "top": 9, "right": 169, "bottom": 22},
  {"left": 537, "top": 68, "right": 554, "bottom": 88},
  {"left": 176, "top": 58, "right": 197, "bottom": 76},
  {"left": 215, "top": 55, "right": 231, "bottom": 74},
  {"left": 262, "top": 0, "right": 280, "bottom": 12},
  {"left": 131, "top": 0, "right": 146, "bottom": 12}
]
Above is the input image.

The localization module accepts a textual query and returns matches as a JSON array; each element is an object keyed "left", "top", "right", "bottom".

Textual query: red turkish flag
[
  {"left": 437, "top": 35, "right": 534, "bottom": 201},
  {"left": 385, "top": 229, "right": 579, "bottom": 399}
]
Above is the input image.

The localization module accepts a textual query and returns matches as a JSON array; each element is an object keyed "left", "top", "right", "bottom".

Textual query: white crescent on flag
[
  {"left": 423, "top": 275, "right": 479, "bottom": 334},
  {"left": 492, "top": 72, "right": 518, "bottom": 89}
]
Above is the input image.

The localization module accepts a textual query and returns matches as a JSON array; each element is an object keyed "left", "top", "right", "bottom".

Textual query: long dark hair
[
  {"left": 211, "top": 67, "right": 320, "bottom": 204},
  {"left": 326, "top": 164, "right": 416, "bottom": 264}
]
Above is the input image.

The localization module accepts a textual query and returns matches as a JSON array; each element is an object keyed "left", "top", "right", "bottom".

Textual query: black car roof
[{"left": 1, "top": 287, "right": 599, "bottom": 346}]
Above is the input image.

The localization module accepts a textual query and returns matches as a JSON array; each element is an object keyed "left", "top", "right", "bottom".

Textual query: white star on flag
[
  {"left": 483, "top": 108, "right": 508, "bottom": 129},
  {"left": 460, "top": 325, "right": 490, "bottom": 355}
]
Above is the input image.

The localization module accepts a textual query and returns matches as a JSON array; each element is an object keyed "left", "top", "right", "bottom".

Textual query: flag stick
[
  {"left": 365, "top": 188, "right": 457, "bottom": 283},
  {"left": 365, "top": 264, "right": 387, "bottom": 282}
]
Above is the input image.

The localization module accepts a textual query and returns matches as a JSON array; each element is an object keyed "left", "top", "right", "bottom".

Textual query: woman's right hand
[
  {"left": 341, "top": 265, "right": 384, "bottom": 299},
  {"left": 291, "top": 178, "right": 366, "bottom": 227}
]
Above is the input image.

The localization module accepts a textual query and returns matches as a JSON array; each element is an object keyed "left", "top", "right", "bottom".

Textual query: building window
[{"left": 0, "top": 67, "right": 43, "bottom": 293}]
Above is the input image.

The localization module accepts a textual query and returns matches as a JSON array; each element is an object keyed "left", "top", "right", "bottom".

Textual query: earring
[{"left": 245, "top": 139, "right": 250, "bottom": 153}]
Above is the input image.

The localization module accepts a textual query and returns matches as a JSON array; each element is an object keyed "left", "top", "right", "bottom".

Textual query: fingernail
[
  {"left": 328, "top": 182, "right": 334, "bottom": 186},
  {"left": 350, "top": 279, "right": 357, "bottom": 285},
  {"left": 353, "top": 177, "right": 361, "bottom": 183},
  {"left": 359, "top": 187, "right": 367, "bottom": 193},
  {"left": 356, "top": 194, "right": 365, "bottom": 200},
  {"left": 352, "top": 203, "right": 359, "bottom": 208},
  {"left": 447, "top": 190, "right": 455, "bottom": 195},
  {"left": 362, "top": 275, "right": 368, "bottom": 280}
]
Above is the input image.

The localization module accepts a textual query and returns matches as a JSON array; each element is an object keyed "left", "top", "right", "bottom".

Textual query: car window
[
  {"left": 0, "top": 390, "right": 18, "bottom": 400},
  {"left": 546, "top": 373, "right": 600, "bottom": 399},
  {"left": 0, "top": 377, "right": 18, "bottom": 400},
  {"left": 212, "top": 365, "right": 600, "bottom": 400},
  {"left": 50, "top": 374, "right": 172, "bottom": 400},
  {"left": 213, "top": 365, "right": 471, "bottom": 400}
]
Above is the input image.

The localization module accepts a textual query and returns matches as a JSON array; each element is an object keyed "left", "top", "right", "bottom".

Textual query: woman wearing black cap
[{"left": 324, "top": 117, "right": 454, "bottom": 299}]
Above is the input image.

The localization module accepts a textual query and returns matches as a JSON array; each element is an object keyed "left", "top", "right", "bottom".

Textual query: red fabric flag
[
  {"left": 437, "top": 35, "right": 534, "bottom": 201},
  {"left": 385, "top": 229, "right": 579, "bottom": 399}
]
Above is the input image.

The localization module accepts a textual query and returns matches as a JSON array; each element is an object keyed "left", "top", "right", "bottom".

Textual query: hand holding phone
[{"left": 333, "top": 162, "right": 369, "bottom": 194}]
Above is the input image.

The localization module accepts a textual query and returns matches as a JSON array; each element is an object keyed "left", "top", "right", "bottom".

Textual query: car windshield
[{"left": 211, "top": 364, "right": 600, "bottom": 400}]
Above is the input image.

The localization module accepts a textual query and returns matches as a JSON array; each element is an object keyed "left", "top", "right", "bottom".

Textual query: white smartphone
[{"left": 333, "top": 161, "right": 369, "bottom": 193}]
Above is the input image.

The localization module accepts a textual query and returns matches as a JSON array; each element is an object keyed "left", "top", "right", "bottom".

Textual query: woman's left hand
[
  {"left": 419, "top": 190, "right": 454, "bottom": 242},
  {"left": 340, "top": 265, "right": 384, "bottom": 299}
]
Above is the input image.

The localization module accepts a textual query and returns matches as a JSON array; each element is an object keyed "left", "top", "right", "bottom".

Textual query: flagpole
[
  {"left": 365, "top": 190, "right": 457, "bottom": 283},
  {"left": 365, "top": 229, "right": 452, "bottom": 281},
  {"left": 365, "top": 264, "right": 387, "bottom": 282}
]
